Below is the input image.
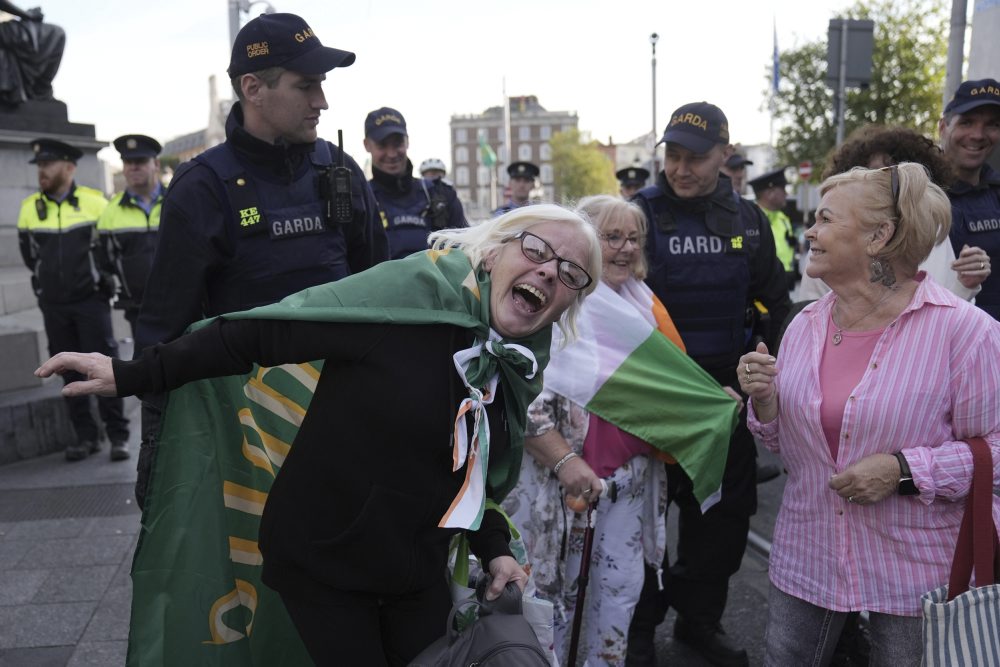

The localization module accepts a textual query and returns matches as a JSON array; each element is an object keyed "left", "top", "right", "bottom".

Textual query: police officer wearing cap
[
  {"left": 940, "top": 78, "right": 1000, "bottom": 320},
  {"left": 720, "top": 153, "right": 753, "bottom": 194},
  {"left": 132, "top": 13, "right": 388, "bottom": 509},
  {"left": 97, "top": 134, "right": 163, "bottom": 338},
  {"left": 626, "top": 102, "right": 790, "bottom": 667},
  {"left": 17, "top": 139, "right": 131, "bottom": 462},
  {"left": 363, "top": 107, "right": 467, "bottom": 259},
  {"left": 617, "top": 165, "right": 650, "bottom": 199},
  {"left": 749, "top": 167, "right": 797, "bottom": 290},
  {"left": 493, "top": 161, "right": 540, "bottom": 216}
]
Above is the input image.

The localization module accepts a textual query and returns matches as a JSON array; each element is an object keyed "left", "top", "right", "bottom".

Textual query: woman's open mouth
[{"left": 512, "top": 283, "right": 547, "bottom": 313}]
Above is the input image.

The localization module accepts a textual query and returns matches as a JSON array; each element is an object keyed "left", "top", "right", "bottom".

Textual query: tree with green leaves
[
  {"left": 549, "top": 128, "right": 618, "bottom": 202},
  {"left": 770, "top": 0, "right": 947, "bottom": 179}
]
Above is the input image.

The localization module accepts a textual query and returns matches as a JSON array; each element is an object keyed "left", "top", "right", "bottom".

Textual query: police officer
[
  {"left": 720, "top": 153, "right": 752, "bottom": 194},
  {"left": 97, "top": 134, "right": 163, "bottom": 337},
  {"left": 419, "top": 158, "right": 447, "bottom": 181},
  {"left": 626, "top": 102, "right": 790, "bottom": 667},
  {"left": 940, "top": 78, "right": 1000, "bottom": 320},
  {"left": 132, "top": 13, "right": 388, "bottom": 508},
  {"left": 363, "top": 107, "right": 467, "bottom": 259},
  {"left": 749, "top": 167, "right": 797, "bottom": 291},
  {"left": 493, "top": 161, "right": 539, "bottom": 215},
  {"left": 17, "top": 138, "right": 131, "bottom": 462},
  {"left": 616, "top": 165, "right": 650, "bottom": 199}
]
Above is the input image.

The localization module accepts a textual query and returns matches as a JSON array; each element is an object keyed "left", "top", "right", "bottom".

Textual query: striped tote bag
[{"left": 921, "top": 437, "right": 1000, "bottom": 666}]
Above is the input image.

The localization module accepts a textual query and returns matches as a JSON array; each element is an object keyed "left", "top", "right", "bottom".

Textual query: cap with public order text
[
  {"left": 228, "top": 12, "right": 356, "bottom": 78},
  {"left": 658, "top": 102, "right": 730, "bottom": 154},
  {"left": 364, "top": 107, "right": 407, "bottom": 142},
  {"left": 507, "top": 162, "right": 540, "bottom": 179},
  {"left": 28, "top": 138, "right": 82, "bottom": 164},
  {"left": 616, "top": 166, "right": 650, "bottom": 186},
  {"left": 748, "top": 168, "right": 789, "bottom": 193},
  {"left": 943, "top": 78, "right": 1000, "bottom": 115},
  {"left": 113, "top": 134, "right": 162, "bottom": 160}
]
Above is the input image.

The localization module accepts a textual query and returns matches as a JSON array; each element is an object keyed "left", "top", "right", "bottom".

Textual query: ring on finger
[
  {"left": 848, "top": 495, "right": 855, "bottom": 503},
  {"left": 745, "top": 362, "right": 751, "bottom": 375},
  {"left": 981, "top": 261, "right": 986, "bottom": 270}
]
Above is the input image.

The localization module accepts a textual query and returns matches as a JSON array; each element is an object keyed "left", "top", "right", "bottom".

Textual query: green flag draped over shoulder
[{"left": 127, "top": 249, "right": 549, "bottom": 666}]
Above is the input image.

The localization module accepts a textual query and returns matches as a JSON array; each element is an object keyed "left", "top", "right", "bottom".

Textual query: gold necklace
[{"left": 831, "top": 289, "right": 897, "bottom": 345}]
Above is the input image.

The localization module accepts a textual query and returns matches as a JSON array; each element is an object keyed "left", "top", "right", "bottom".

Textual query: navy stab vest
[
  {"left": 194, "top": 141, "right": 353, "bottom": 315},
  {"left": 371, "top": 177, "right": 449, "bottom": 260},
  {"left": 640, "top": 184, "right": 762, "bottom": 370},
  {"left": 949, "top": 167, "right": 1000, "bottom": 319}
]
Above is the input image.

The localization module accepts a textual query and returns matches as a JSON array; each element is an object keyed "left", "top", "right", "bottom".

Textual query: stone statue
[{"left": 0, "top": 1, "right": 64, "bottom": 107}]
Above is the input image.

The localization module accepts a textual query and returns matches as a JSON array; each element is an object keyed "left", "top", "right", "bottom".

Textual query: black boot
[{"left": 625, "top": 625, "right": 656, "bottom": 667}]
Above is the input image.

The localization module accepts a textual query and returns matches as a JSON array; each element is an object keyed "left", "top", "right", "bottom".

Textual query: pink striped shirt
[{"left": 748, "top": 274, "right": 1000, "bottom": 615}]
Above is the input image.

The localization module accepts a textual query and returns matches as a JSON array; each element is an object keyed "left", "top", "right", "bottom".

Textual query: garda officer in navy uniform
[
  {"left": 720, "top": 153, "right": 753, "bottom": 195},
  {"left": 626, "top": 102, "right": 790, "bottom": 667},
  {"left": 940, "top": 78, "right": 1000, "bottom": 320},
  {"left": 132, "top": 13, "right": 388, "bottom": 508},
  {"left": 17, "top": 139, "right": 131, "bottom": 462},
  {"left": 616, "top": 165, "right": 650, "bottom": 199},
  {"left": 363, "top": 107, "right": 467, "bottom": 259},
  {"left": 97, "top": 134, "right": 163, "bottom": 338},
  {"left": 493, "top": 161, "right": 539, "bottom": 216}
]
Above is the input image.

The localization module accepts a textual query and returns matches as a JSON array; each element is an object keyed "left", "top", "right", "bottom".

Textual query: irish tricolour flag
[{"left": 545, "top": 278, "right": 737, "bottom": 510}]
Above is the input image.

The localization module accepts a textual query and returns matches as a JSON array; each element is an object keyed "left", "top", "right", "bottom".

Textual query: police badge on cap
[
  {"left": 113, "top": 134, "right": 162, "bottom": 160},
  {"left": 28, "top": 138, "right": 83, "bottom": 164},
  {"left": 507, "top": 161, "right": 540, "bottom": 179},
  {"left": 616, "top": 166, "right": 650, "bottom": 187}
]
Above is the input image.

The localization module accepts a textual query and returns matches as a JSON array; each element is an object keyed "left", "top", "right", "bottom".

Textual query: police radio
[
  {"left": 330, "top": 130, "right": 353, "bottom": 225},
  {"left": 34, "top": 197, "right": 47, "bottom": 221}
]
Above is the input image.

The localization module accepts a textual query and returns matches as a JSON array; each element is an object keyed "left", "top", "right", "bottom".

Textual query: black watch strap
[{"left": 894, "top": 451, "right": 919, "bottom": 496}]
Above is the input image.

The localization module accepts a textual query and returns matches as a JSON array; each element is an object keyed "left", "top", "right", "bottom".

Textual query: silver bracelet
[{"left": 552, "top": 451, "right": 578, "bottom": 476}]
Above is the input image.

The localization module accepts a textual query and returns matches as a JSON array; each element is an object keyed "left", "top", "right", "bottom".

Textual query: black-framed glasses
[
  {"left": 600, "top": 231, "right": 641, "bottom": 250},
  {"left": 508, "top": 231, "right": 593, "bottom": 290}
]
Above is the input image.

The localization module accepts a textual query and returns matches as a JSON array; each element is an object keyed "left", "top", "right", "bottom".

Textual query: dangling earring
[{"left": 869, "top": 257, "right": 886, "bottom": 284}]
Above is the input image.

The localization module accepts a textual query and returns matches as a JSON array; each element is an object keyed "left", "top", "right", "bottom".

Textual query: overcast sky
[{"left": 32, "top": 0, "right": 958, "bottom": 171}]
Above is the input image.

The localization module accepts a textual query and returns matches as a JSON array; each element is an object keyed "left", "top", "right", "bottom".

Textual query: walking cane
[{"left": 566, "top": 478, "right": 617, "bottom": 666}]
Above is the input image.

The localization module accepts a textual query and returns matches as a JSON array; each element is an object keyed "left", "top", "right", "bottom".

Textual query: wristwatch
[{"left": 894, "top": 452, "right": 919, "bottom": 496}]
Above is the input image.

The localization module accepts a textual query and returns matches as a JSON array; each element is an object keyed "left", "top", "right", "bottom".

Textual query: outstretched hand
[{"left": 35, "top": 352, "right": 117, "bottom": 397}]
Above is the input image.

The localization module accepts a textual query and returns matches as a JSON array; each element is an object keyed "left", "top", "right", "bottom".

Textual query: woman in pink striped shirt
[{"left": 740, "top": 163, "right": 1000, "bottom": 666}]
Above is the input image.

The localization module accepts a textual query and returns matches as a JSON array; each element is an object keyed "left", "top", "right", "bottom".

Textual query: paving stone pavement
[{"left": 0, "top": 398, "right": 140, "bottom": 667}]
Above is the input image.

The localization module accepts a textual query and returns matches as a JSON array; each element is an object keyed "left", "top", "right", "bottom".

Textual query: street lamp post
[
  {"left": 649, "top": 32, "right": 659, "bottom": 185},
  {"left": 228, "top": 0, "right": 276, "bottom": 47}
]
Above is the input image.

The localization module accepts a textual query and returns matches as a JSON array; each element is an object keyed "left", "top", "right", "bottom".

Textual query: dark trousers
[
  {"left": 278, "top": 580, "right": 452, "bottom": 666},
  {"left": 40, "top": 294, "right": 128, "bottom": 444},
  {"left": 135, "top": 395, "right": 164, "bottom": 509},
  {"left": 631, "top": 404, "right": 757, "bottom": 631}
]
